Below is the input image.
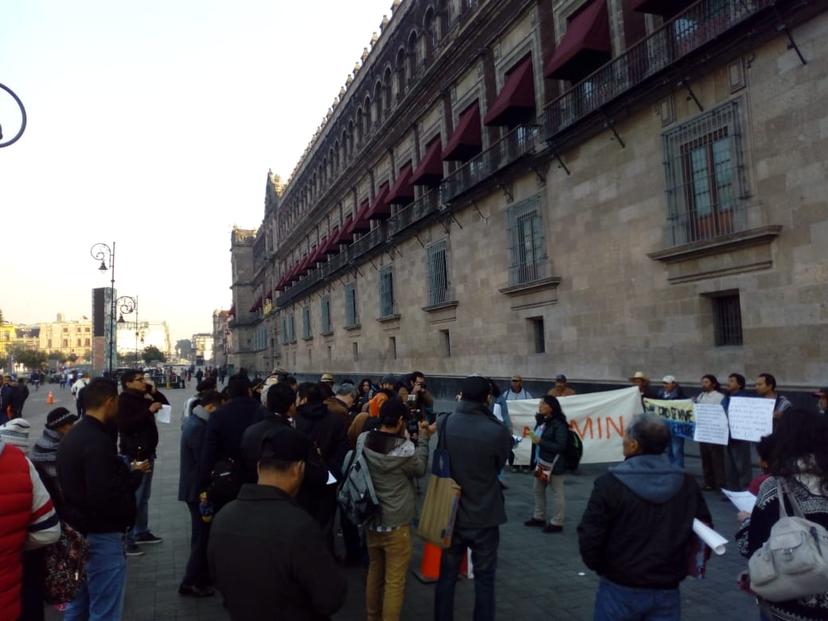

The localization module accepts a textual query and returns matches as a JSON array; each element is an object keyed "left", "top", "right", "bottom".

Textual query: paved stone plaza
[{"left": 25, "top": 383, "right": 758, "bottom": 620}]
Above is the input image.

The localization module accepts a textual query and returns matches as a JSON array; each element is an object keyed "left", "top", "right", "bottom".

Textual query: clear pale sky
[{"left": 0, "top": 0, "right": 392, "bottom": 342}]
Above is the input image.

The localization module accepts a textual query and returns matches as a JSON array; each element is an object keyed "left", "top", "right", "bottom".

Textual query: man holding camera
[{"left": 399, "top": 371, "right": 434, "bottom": 418}]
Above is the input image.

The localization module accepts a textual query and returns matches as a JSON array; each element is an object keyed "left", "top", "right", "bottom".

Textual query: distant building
[
  {"left": 39, "top": 314, "right": 93, "bottom": 360},
  {"left": 176, "top": 339, "right": 194, "bottom": 362},
  {"left": 212, "top": 310, "right": 231, "bottom": 370},
  {"left": 192, "top": 333, "right": 214, "bottom": 367},
  {"left": 116, "top": 320, "right": 172, "bottom": 361}
]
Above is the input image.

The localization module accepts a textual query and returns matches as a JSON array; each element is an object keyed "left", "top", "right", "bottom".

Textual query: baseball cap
[
  {"left": 258, "top": 427, "right": 311, "bottom": 463},
  {"left": 511, "top": 375, "right": 523, "bottom": 382},
  {"left": 662, "top": 375, "right": 677, "bottom": 384},
  {"left": 320, "top": 373, "right": 335, "bottom": 383},
  {"left": 46, "top": 407, "right": 79, "bottom": 430},
  {"left": 555, "top": 374, "right": 567, "bottom": 383}
]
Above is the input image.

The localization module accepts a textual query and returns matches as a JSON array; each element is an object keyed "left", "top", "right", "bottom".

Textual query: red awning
[
  {"left": 295, "top": 250, "right": 315, "bottom": 277},
  {"left": 484, "top": 55, "right": 536, "bottom": 127},
  {"left": 336, "top": 215, "right": 354, "bottom": 244},
  {"left": 411, "top": 137, "right": 444, "bottom": 186},
  {"left": 324, "top": 230, "right": 340, "bottom": 255},
  {"left": 366, "top": 183, "right": 391, "bottom": 221},
  {"left": 310, "top": 236, "right": 329, "bottom": 264},
  {"left": 353, "top": 200, "right": 372, "bottom": 234},
  {"left": 631, "top": 0, "right": 688, "bottom": 16},
  {"left": 442, "top": 102, "right": 482, "bottom": 162},
  {"left": 387, "top": 164, "right": 414, "bottom": 205},
  {"left": 248, "top": 295, "right": 263, "bottom": 313},
  {"left": 544, "top": 0, "right": 611, "bottom": 82}
]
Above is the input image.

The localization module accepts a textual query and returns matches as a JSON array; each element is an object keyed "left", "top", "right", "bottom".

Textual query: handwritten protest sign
[
  {"left": 728, "top": 397, "right": 774, "bottom": 441},
  {"left": 507, "top": 387, "right": 643, "bottom": 466},
  {"left": 693, "top": 404, "right": 729, "bottom": 446},
  {"left": 643, "top": 399, "right": 695, "bottom": 439}
]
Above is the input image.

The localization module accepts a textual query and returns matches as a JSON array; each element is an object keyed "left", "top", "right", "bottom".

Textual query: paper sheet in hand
[
  {"left": 693, "top": 404, "right": 729, "bottom": 446},
  {"left": 156, "top": 404, "right": 172, "bottom": 424},
  {"left": 728, "top": 397, "right": 774, "bottom": 442},
  {"left": 722, "top": 489, "right": 756, "bottom": 513},
  {"left": 693, "top": 519, "right": 728, "bottom": 555},
  {"left": 326, "top": 471, "right": 337, "bottom": 485}
]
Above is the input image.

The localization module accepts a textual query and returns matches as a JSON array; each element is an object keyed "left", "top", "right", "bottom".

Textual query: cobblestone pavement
[{"left": 23, "top": 383, "right": 758, "bottom": 620}]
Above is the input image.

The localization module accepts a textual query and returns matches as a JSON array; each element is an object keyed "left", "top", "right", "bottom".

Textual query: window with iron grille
[
  {"left": 280, "top": 316, "right": 288, "bottom": 345},
  {"left": 302, "top": 306, "right": 312, "bottom": 340},
  {"left": 426, "top": 239, "right": 451, "bottom": 306},
  {"left": 320, "top": 295, "right": 332, "bottom": 335},
  {"left": 506, "top": 197, "right": 547, "bottom": 286},
  {"left": 529, "top": 317, "right": 545, "bottom": 354},
  {"left": 344, "top": 282, "right": 359, "bottom": 328},
  {"left": 663, "top": 100, "right": 747, "bottom": 246},
  {"left": 712, "top": 293, "right": 743, "bottom": 346},
  {"left": 287, "top": 313, "right": 296, "bottom": 344},
  {"left": 379, "top": 265, "right": 396, "bottom": 318}
]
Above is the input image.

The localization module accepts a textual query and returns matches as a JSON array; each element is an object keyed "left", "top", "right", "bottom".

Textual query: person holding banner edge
[
  {"left": 694, "top": 375, "right": 726, "bottom": 492},
  {"left": 524, "top": 395, "right": 568, "bottom": 533},
  {"left": 659, "top": 376, "right": 687, "bottom": 468},
  {"left": 722, "top": 373, "right": 755, "bottom": 491}
]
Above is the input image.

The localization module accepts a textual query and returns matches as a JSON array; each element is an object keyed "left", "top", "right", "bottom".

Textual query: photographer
[
  {"left": 363, "top": 398, "right": 431, "bottom": 620},
  {"left": 398, "top": 371, "right": 434, "bottom": 419}
]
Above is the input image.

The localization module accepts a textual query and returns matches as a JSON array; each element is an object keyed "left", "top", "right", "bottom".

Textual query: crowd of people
[{"left": 0, "top": 364, "right": 827, "bottom": 621}]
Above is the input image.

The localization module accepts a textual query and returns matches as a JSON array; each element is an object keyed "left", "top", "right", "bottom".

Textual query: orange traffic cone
[
  {"left": 413, "top": 542, "right": 443, "bottom": 583},
  {"left": 47, "top": 391, "right": 55, "bottom": 405}
]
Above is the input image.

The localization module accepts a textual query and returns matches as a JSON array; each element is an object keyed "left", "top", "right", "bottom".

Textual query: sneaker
[
  {"left": 125, "top": 543, "right": 144, "bottom": 557},
  {"left": 178, "top": 585, "right": 215, "bottom": 598},
  {"left": 524, "top": 518, "right": 545, "bottom": 527},
  {"left": 134, "top": 532, "right": 163, "bottom": 545},
  {"left": 543, "top": 524, "right": 563, "bottom": 533}
]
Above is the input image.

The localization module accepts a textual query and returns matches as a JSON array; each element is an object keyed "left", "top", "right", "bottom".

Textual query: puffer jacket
[
  {"left": 362, "top": 431, "right": 429, "bottom": 529},
  {"left": 0, "top": 438, "right": 32, "bottom": 620}
]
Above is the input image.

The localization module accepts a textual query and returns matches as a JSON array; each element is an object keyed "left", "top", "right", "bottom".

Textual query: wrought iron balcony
[
  {"left": 541, "top": 0, "right": 774, "bottom": 142},
  {"left": 441, "top": 124, "right": 539, "bottom": 203},
  {"left": 389, "top": 188, "right": 441, "bottom": 237},
  {"left": 349, "top": 223, "right": 388, "bottom": 262}
]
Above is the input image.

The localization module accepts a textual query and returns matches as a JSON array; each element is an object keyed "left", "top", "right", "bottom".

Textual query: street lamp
[
  {"left": 90, "top": 242, "right": 116, "bottom": 375},
  {"left": 0, "top": 82, "right": 27, "bottom": 148},
  {"left": 115, "top": 295, "right": 139, "bottom": 366}
]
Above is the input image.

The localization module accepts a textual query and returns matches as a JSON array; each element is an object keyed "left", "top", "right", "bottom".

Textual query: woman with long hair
[
  {"left": 524, "top": 395, "right": 568, "bottom": 533},
  {"left": 736, "top": 410, "right": 828, "bottom": 620}
]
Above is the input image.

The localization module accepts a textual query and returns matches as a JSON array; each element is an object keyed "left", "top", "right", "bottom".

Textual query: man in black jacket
[
  {"left": 435, "top": 376, "right": 512, "bottom": 621},
  {"left": 578, "top": 414, "right": 712, "bottom": 621},
  {"left": 118, "top": 369, "right": 166, "bottom": 554},
  {"left": 199, "top": 373, "right": 267, "bottom": 503},
  {"left": 208, "top": 426, "right": 347, "bottom": 621},
  {"left": 57, "top": 378, "right": 146, "bottom": 620}
]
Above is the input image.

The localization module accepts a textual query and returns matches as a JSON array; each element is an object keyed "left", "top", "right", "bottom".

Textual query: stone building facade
[{"left": 230, "top": 0, "right": 828, "bottom": 390}]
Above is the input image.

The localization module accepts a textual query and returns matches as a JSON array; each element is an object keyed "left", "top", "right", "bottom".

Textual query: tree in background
[
  {"left": 142, "top": 345, "right": 166, "bottom": 364},
  {"left": 10, "top": 346, "right": 47, "bottom": 370}
]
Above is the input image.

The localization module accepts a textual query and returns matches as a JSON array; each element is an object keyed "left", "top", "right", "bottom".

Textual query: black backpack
[
  {"left": 563, "top": 429, "right": 583, "bottom": 472},
  {"left": 208, "top": 457, "right": 243, "bottom": 508}
]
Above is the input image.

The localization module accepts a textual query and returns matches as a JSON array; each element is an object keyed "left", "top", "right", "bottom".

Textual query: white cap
[{"left": 662, "top": 375, "right": 676, "bottom": 384}]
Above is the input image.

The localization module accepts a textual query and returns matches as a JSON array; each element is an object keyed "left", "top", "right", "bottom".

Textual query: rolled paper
[{"left": 693, "top": 518, "right": 728, "bottom": 555}]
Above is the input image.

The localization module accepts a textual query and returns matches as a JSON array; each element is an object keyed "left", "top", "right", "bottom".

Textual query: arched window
[
  {"left": 424, "top": 8, "right": 437, "bottom": 61},
  {"left": 384, "top": 67, "right": 393, "bottom": 112},
  {"left": 364, "top": 95, "right": 372, "bottom": 137},
  {"left": 374, "top": 81, "right": 383, "bottom": 126},
  {"left": 438, "top": 0, "right": 450, "bottom": 37},
  {"left": 408, "top": 31, "right": 419, "bottom": 79},
  {"left": 347, "top": 121, "right": 355, "bottom": 156},
  {"left": 396, "top": 48, "right": 407, "bottom": 100},
  {"left": 355, "top": 108, "right": 364, "bottom": 146}
]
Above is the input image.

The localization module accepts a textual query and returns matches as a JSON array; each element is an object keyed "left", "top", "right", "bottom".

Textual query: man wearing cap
[
  {"left": 435, "top": 376, "right": 512, "bottom": 621},
  {"left": 548, "top": 374, "right": 575, "bottom": 398},
  {"left": 30, "top": 407, "right": 79, "bottom": 511},
  {"left": 320, "top": 372, "right": 335, "bottom": 386},
  {"left": 503, "top": 375, "right": 532, "bottom": 401},
  {"left": 208, "top": 427, "right": 347, "bottom": 621},
  {"left": 815, "top": 388, "right": 828, "bottom": 415}
]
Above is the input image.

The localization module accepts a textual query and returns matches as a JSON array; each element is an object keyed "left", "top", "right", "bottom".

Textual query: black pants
[
  {"left": 20, "top": 548, "right": 45, "bottom": 621},
  {"left": 182, "top": 502, "right": 212, "bottom": 588}
]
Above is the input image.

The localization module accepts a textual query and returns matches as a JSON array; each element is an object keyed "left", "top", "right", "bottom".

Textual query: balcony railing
[
  {"left": 441, "top": 124, "right": 539, "bottom": 203},
  {"left": 666, "top": 201, "right": 749, "bottom": 246},
  {"left": 349, "top": 223, "right": 388, "bottom": 262},
  {"left": 389, "top": 188, "right": 441, "bottom": 236},
  {"left": 542, "top": 0, "right": 773, "bottom": 142}
]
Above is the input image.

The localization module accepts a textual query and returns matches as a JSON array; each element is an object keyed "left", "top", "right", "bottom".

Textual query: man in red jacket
[{"left": 0, "top": 436, "right": 61, "bottom": 620}]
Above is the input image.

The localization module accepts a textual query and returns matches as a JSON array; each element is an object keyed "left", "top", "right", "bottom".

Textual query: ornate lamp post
[
  {"left": 115, "top": 295, "right": 140, "bottom": 366},
  {"left": 90, "top": 242, "right": 116, "bottom": 375},
  {"left": 0, "top": 83, "right": 27, "bottom": 148}
]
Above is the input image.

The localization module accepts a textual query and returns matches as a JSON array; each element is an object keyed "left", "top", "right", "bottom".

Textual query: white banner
[{"left": 507, "top": 386, "right": 643, "bottom": 466}]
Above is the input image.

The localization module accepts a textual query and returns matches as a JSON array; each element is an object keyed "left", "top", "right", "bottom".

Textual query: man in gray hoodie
[
  {"left": 363, "top": 397, "right": 430, "bottom": 621},
  {"left": 578, "top": 415, "right": 711, "bottom": 621}
]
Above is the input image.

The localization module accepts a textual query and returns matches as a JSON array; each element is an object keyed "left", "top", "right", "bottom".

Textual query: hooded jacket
[
  {"left": 534, "top": 413, "right": 568, "bottom": 474},
  {"left": 295, "top": 402, "right": 348, "bottom": 477},
  {"left": 363, "top": 431, "right": 429, "bottom": 529},
  {"left": 577, "top": 453, "right": 711, "bottom": 589}
]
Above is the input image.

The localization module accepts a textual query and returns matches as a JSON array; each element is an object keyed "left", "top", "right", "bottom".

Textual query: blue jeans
[
  {"left": 434, "top": 526, "right": 499, "bottom": 621},
  {"left": 593, "top": 578, "right": 680, "bottom": 621},
  {"left": 64, "top": 532, "right": 127, "bottom": 621},
  {"left": 128, "top": 458, "right": 155, "bottom": 543},
  {"left": 667, "top": 435, "right": 685, "bottom": 469}
]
